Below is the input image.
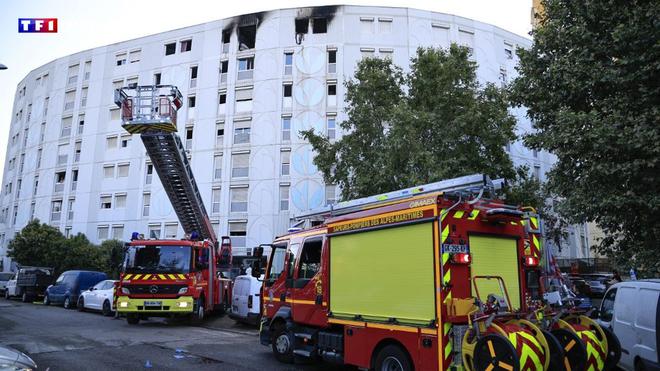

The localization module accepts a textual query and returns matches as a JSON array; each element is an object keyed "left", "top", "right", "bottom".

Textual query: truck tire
[
  {"left": 271, "top": 324, "right": 294, "bottom": 363},
  {"left": 191, "top": 297, "right": 205, "bottom": 324},
  {"left": 127, "top": 314, "right": 140, "bottom": 325},
  {"left": 5, "top": 290, "right": 10, "bottom": 299},
  {"left": 373, "top": 344, "right": 413, "bottom": 371},
  {"left": 43, "top": 294, "right": 50, "bottom": 305},
  {"left": 21, "top": 292, "right": 31, "bottom": 303}
]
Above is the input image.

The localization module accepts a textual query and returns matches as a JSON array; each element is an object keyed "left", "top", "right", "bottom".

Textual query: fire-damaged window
[
  {"left": 312, "top": 18, "right": 327, "bottom": 33},
  {"left": 238, "top": 25, "right": 256, "bottom": 51},
  {"left": 295, "top": 18, "right": 309, "bottom": 34},
  {"left": 222, "top": 29, "right": 231, "bottom": 53}
]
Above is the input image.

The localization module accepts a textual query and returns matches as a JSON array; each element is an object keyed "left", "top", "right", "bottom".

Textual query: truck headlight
[
  {"left": 121, "top": 287, "right": 130, "bottom": 294},
  {"left": 177, "top": 301, "right": 188, "bottom": 308},
  {"left": 119, "top": 301, "right": 129, "bottom": 308},
  {"left": 178, "top": 287, "right": 188, "bottom": 295}
]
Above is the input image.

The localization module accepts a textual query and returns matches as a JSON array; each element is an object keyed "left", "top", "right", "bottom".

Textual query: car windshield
[{"left": 123, "top": 245, "right": 192, "bottom": 273}]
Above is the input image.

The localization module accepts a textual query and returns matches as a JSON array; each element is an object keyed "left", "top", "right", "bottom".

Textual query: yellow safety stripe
[
  {"left": 441, "top": 225, "right": 449, "bottom": 243},
  {"left": 453, "top": 210, "right": 464, "bottom": 219},
  {"left": 440, "top": 209, "right": 448, "bottom": 222},
  {"left": 468, "top": 210, "right": 480, "bottom": 220},
  {"left": 124, "top": 274, "right": 133, "bottom": 280},
  {"left": 530, "top": 217, "right": 538, "bottom": 229},
  {"left": 327, "top": 318, "right": 431, "bottom": 334}
]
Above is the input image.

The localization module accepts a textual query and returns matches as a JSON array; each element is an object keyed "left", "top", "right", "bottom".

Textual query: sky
[{"left": 0, "top": 0, "right": 533, "bottom": 168}]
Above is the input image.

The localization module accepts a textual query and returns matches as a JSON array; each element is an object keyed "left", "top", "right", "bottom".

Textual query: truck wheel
[
  {"left": 127, "top": 314, "right": 140, "bottom": 325},
  {"left": 374, "top": 344, "right": 413, "bottom": 371},
  {"left": 271, "top": 324, "right": 294, "bottom": 363},
  {"left": 21, "top": 292, "right": 29, "bottom": 303},
  {"left": 191, "top": 298, "right": 205, "bottom": 324},
  {"left": 64, "top": 296, "right": 72, "bottom": 309},
  {"left": 77, "top": 297, "right": 85, "bottom": 311},
  {"left": 102, "top": 300, "right": 112, "bottom": 317},
  {"left": 43, "top": 294, "right": 50, "bottom": 305}
]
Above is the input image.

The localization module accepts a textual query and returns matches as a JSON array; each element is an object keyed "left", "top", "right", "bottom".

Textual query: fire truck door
[
  {"left": 263, "top": 243, "right": 293, "bottom": 318},
  {"left": 290, "top": 237, "right": 324, "bottom": 325}
]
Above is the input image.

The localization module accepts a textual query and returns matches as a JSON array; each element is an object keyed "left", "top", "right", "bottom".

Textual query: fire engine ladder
[
  {"left": 114, "top": 85, "right": 216, "bottom": 242},
  {"left": 294, "top": 173, "right": 505, "bottom": 227}
]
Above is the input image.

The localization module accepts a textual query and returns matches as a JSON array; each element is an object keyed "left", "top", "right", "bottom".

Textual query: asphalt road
[{"left": 0, "top": 299, "right": 349, "bottom": 371}]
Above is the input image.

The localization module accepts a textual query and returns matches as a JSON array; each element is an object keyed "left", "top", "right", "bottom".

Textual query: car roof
[{"left": 611, "top": 280, "right": 660, "bottom": 289}]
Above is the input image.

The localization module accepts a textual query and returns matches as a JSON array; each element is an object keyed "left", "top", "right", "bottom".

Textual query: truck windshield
[{"left": 123, "top": 245, "right": 192, "bottom": 273}]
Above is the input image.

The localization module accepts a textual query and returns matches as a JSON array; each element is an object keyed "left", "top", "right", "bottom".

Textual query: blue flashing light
[
  {"left": 131, "top": 232, "right": 140, "bottom": 240},
  {"left": 190, "top": 231, "right": 199, "bottom": 240}
]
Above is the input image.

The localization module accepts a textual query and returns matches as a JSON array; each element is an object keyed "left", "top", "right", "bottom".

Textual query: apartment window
[
  {"left": 83, "top": 61, "right": 91, "bottom": 80},
  {"left": 164, "top": 223, "right": 177, "bottom": 239},
  {"left": 189, "top": 66, "right": 198, "bottom": 88},
  {"left": 533, "top": 149, "right": 539, "bottom": 158},
  {"left": 360, "top": 17, "right": 375, "bottom": 34},
  {"left": 50, "top": 200, "right": 62, "bottom": 222},
  {"left": 67, "top": 64, "right": 79, "bottom": 85},
  {"left": 19, "top": 154, "right": 25, "bottom": 173},
  {"left": 100, "top": 195, "right": 112, "bottom": 209},
  {"left": 43, "top": 97, "right": 49, "bottom": 117},
  {"left": 64, "top": 91, "right": 75, "bottom": 111},
  {"left": 129, "top": 49, "right": 141, "bottom": 63},
  {"left": 71, "top": 169, "right": 78, "bottom": 191},
  {"left": 499, "top": 67, "right": 508, "bottom": 87},
  {"left": 180, "top": 39, "right": 192, "bottom": 53},
  {"left": 235, "top": 87, "right": 253, "bottom": 112},
  {"left": 237, "top": 24, "right": 256, "bottom": 51},
  {"left": 221, "top": 29, "right": 231, "bottom": 53},
  {"left": 281, "top": 150, "right": 290, "bottom": 176},
  {"left": 116, "top": 53, "right": 127, "bottom": 66},
  {"left": 432, "top": 23, "right": 450, "bottom": 47},
  {"left": 112, "top": 79, "right": 124, "bottom": 92},
  {"left": 327, "top": 49, "right": 337, "bottom": 73},
  {"left": 112, "top": 225, "right": 124, "bottom": 240},
  {"left": 229, "top": 222, "right": 247, "bottom": 248},
  {"left": 117, "top": 163, "right": 130, "bottom": 177},
  {"left": 110, "top": 108, "right": 120, "bottom": 121},
  {"left": 115, "top": 193, "right": 127, "bottom": 208},
  {"left": 533, "top": 165, "right": 541, "bottom": 181},
  {"left": 106, "top": 135, "right": 118, "bottom": 148},
  {"left": 284, "top": 53, "right": 293, "bottom": 75},
  {"left": 16, "top": 179, "right": 21, "bottom": 198},
  {"left": 325, "top": 184, "right": 337, "bottom": 206},
  {"left": 188, "top": 96, "right": 196, "bottom": 108},
  {"left": 40, "top": 122, "right": 46, "bottom": 142},
  {"left": 27, "top": 104, "right": 32, "bottom": 121},
  {"left": 60, "top": 117, "right": 72, "bottom": 138},
  {"left": 120, "top": 135, "right": 131, "bottom": 148},
  {"left": 296, "top": 18, "right": 309, "bottom": 34},
  {"left": 165, "top": 42, "right": 176, "bottom": 55},
  {"left": 216, "top": 122, "right": 225, "bottom": 147},
  {"left": 185, "top": 127, "right": 194, "bottom": 149},
  {"left": 312, "top": 18, "right": 327, "bottom": 33},
  {"left": 218, "top": 91, "right": 227, "bottom": 112},
  {"left": 327, "top": 82, "right": 337, "bottom": 106},
  {"left": 459, "top": 28, "right": 475, "bottom": 54},
  {"left": 74, "top": 141, "right": 81, "bottom": 162},
  {"left": 220, "top": 60, "right": 228, "bottom": 84},
  {"left": 103, "top": 164, "right": 115, "bottom": 179},
  {"left": 283, "top": 84, "right": 293, "bottom": 109},
  {"left": 282, "top": 117, "right": 291, "bottom": 141},
  {"left": 280, "top": 185, "right": 290, "bottom": 211},
  {"left": 33, "top": 175, "right": 39, "bottom": 196},
  {"left": 327, "top": 116, "right": 336, "bottom": 139},
  {"left": 145, "top": 163, "right": 153, "bottom": 184},
  {"left": 57, "top": 144, "right": 68, "bottom": 165},
  {"left": 77, "top": 114, "right": 85, "bottom": 135},
  {"left": 213, "top": 154, "right": 222, "bottom": 180},
  {"left": 361, "top": 48, "right": 375, "bottom": 58},
  {"left": 148, "top": 224, "right": 161, "bottom": 239},
  {"left": 98, "top": 226, "right": 109, "bottom": 241},
  {"left": 504, "top": 43, "right": 513, "bottom": 59},
  {"left": 234, "top": 120, "right": 251, "bottom": 144},
  {"left": 212, "top": 187, "right": 221, "bottom": 214},
  {"left": 127, "top": 76, "right": 138, "bottom": 87},
  {"left": 379, "top": 49, "right": 393, "bottom": 60},
  {"left": 142, "top": 193, "right": 151, "bottom": 216},
  {"left": 378, "top": 17, "right": 393, "bottom": 33},
  {"left": 230, "top": 187, "right": 248, "bottom": 212},
  {"left": 154, "top": 73, "right": 162, "bottom": 85},
  {"left": 80, "top": 87, "right": 88, "bottom": 107},
  {"left": 237, "top": 57, "right": 254, "bottom": 80},
  {"left": 231, "top": 153, "right": 249, "bottom": 178},
  {"left": 67, "top": 198, "right": 74, "bottom": 220},
  {"left": 30, "top": 202, "right": 35, "bottom": 220},
  {"left": 54, "top": 171, "right": 65, "bottom": 192}
]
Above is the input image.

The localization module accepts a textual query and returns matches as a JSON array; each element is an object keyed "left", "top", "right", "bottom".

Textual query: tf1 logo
[{"left": 18, "top": 18, "right": 58, "bottom": 33}]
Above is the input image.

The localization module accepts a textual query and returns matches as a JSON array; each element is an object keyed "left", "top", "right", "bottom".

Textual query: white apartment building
[{"left": 0, "top": 5, "right": 587, "bottom": 271}]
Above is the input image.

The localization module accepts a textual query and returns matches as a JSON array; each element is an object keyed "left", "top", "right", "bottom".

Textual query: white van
[
  {"left": 597, "top": 279, "right": 660, "bottom": 371},
  {"left": 229, "top": 274, "right": 261, "bottom": 325}
]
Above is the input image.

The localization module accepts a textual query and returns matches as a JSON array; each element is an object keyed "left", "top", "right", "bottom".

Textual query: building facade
[{"left": 1, "top": 5, "right": 580, "bottom": 271}]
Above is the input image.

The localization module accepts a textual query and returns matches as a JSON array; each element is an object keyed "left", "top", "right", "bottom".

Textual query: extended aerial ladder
[{"left": 114, "top": 84, "right": 231, "bottom": 313}]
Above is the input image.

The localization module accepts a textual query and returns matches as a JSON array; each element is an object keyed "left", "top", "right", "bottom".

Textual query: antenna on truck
[{"left": 294, "top": 173, "right": 503, "bottom": 227}]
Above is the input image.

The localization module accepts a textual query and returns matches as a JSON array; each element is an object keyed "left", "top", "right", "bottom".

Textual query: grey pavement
[{"left": 0, "top": 300, "right": 349, "bottom": 371}]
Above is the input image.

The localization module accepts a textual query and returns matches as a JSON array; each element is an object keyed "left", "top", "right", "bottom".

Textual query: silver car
[{"left": 0, "top": 345, "right": 37, "bottom": 371}]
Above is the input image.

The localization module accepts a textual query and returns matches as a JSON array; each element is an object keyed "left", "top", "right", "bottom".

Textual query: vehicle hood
[{"left": 0, "top": 345, "right": 37, "bottom": 370}]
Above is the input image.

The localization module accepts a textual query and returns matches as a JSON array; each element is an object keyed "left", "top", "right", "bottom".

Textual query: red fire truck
[
  {"left": 113, "top": 85, "right": 232, "bottom": 325},
  {"left": 256, "top": 174, "right": 617, "bottom": 370}
]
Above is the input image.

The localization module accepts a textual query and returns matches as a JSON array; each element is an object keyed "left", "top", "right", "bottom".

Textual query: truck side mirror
[
  {"left": 251, "top": 260, "right": 262, "bottom": 278},
  {"left": 252, "top": 246, "right": 264, "bottom": 258}
]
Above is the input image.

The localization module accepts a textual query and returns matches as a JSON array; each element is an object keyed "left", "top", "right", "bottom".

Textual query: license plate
[
  {"left": 144, "top": 301, "right": 162, "bottom": 306},
  {"left": 441, "top": 244, "right": 469, "bottom": 254}
]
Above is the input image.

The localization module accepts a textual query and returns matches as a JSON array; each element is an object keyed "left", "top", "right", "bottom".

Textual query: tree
[
  {"left": 100, "top": 239, "right": 125, "bottom": 279},
  {"left": 511, "top": 0, "right": 660, "bottom": 276},
  {"left": 303, "top": 45, "right": 518, "bottom": 200}
]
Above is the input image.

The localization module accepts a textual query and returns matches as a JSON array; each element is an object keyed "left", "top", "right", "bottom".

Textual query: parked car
[
  {"left": 77, "top": 279, "right": 117, "bottom": 316},
  {"left": 0, "top": 272, "right": 14, "bottom": 294},
  {"left": 0, "top": 344, "right": 37, "bottom": 370},
  {"left": 229, "top": 274, "right": 262, "bottom": 325},
  {"left": 586, "top": 279, "right": 607, "bottom": 297},
  {"left": 44, "top": 270, "right": 107, "bottom": 309},
  {"left": 596, "top": 279, "right": 660, "bottom": 371},
  {"left": 3, "top": 267, "right": 54, "bottom": 302}
]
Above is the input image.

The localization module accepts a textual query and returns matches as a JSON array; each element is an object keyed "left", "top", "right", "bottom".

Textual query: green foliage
[
  {"left": 7, "top": 220, "right": 125, "bottom": 276},
  {"left": 303, "top": 45, "right": 518, "bottom": 200},
  {"left": 511, "top": 0, "right": 660, "bottom": 276}
]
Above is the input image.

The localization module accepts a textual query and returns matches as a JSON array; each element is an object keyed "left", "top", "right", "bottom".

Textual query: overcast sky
[{"left": 0, "top": 0, "right": 533, "bottom": 168}]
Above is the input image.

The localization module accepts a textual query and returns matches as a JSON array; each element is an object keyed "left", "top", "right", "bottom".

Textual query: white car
[
  {"left": 3, "top": 274, "right": 18, "bottom": 299},
  {"left": 77, "top": 279, "right": 116, "bottom": 316},
  {"left": 0, "top": 272, "right": 14, "bottom": 295},
  {"left": 229, "top": 274, "right": 262, "bottom": 325},
  {"left": 597, "top": 279, "right": 660, "bottom": 371}
]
